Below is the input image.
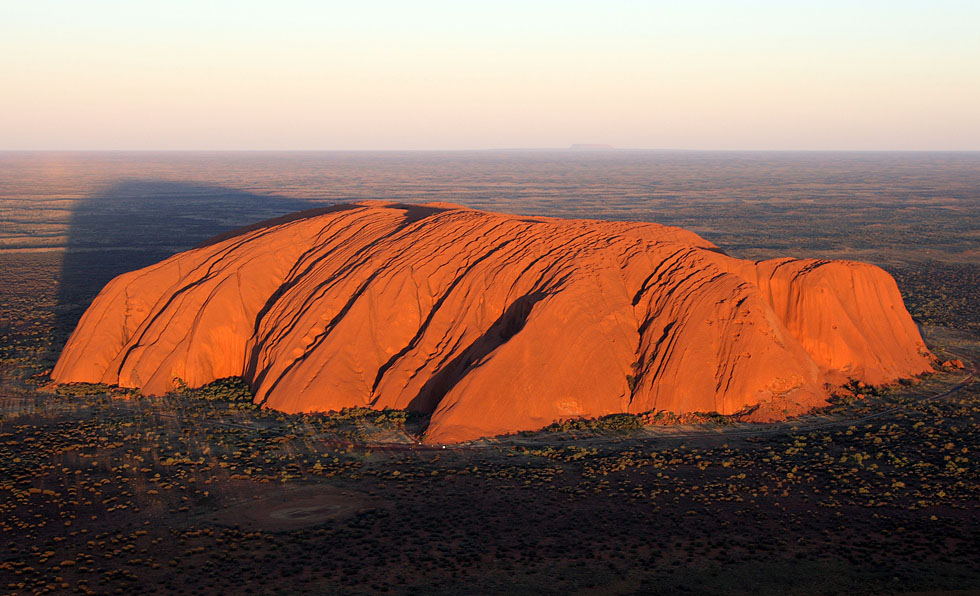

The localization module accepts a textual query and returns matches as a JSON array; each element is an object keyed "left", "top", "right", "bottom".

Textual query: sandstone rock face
[{"left": 53, "top": 202, "right": 934, "bottom": 443}]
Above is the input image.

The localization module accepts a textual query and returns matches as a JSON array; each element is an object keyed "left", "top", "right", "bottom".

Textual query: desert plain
[{"left": 1, "top": 151, "right": 979, "bottom": 595}]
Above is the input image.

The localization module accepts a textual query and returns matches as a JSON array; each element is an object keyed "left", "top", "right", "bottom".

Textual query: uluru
[{"left": 52, "top": 201, "right": 935, "bottom": 443}]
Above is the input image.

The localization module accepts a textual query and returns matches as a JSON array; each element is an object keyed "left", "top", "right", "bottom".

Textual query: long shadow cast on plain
[{"left": 54, "top": 179, "right": 318, "bottom": 346}]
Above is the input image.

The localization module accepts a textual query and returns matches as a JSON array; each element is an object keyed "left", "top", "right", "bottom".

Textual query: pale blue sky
[{"left": 2, "top": 0, "right": 978, "bottom": 149}]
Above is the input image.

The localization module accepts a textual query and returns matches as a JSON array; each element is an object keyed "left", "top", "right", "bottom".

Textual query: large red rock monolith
[{"left": 53, "top": 202, "right": 934, "bottom": 442}]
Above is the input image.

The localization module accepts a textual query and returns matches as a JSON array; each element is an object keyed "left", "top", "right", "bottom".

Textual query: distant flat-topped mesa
[{"left": 53, "top": 201, "right": 934, "bottom": 443}]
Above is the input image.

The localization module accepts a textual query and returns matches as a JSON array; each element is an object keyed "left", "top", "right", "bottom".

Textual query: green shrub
[
  {"left": 54, "top": 382, "right": 115, "bottom": 397},
  {"left": 185, "top": 377, "right": 255, "bottom": 407},
  {"left": 626, "top": 375, "right": 638, "bottom": 393},
  {"left": 542, "top": 413, "right": 643, "bottom": 433},
  {"left": 316, "top": 406, "right": 426, "bottom": 429},
  {"left": 641, "top": 410, "right": 736, "bottom": 426}
]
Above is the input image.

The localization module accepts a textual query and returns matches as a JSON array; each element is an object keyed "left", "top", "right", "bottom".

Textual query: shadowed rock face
[{"left": 53, "top": 201, "right": 934, "bottom": 443}]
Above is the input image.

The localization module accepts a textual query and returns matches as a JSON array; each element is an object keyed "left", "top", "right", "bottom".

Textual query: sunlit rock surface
[{"left": 53, "top": 201, "right": 934, "bottom": 442}]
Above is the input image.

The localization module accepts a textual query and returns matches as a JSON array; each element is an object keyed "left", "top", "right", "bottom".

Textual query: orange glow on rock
[{"left": 52, "top": 201, "right": 934, "bottom": 442}]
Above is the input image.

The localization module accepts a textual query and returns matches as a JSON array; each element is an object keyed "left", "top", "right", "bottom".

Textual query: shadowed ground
[{"left": 54, "top": 179, "right": 318, "bottom": 344}]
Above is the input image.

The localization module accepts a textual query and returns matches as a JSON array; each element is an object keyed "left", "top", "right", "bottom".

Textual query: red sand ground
[{"left": 53, "top": 202, "right": 934, "bottom": 442}]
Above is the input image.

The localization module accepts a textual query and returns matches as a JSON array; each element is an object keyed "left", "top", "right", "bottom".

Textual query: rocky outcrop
[{"left": 52, "top": 201, "right": 934, "bottom": 442}]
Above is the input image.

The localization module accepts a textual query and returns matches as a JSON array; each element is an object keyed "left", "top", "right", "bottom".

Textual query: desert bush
[
  {"left": 54, "top": 382, "right": 115, "bottom": 397},
  {"left": 542, "top": 413, "right": 643, "bottom": 433},
  {"left": 640, "top": 410, "right": 736, "bottom": 426},
  {"left": 184, "top": 377, "right": 255, "bottom": 407},
  {"left": 314, "top": 406, "right": 427, "bottom": 429}
]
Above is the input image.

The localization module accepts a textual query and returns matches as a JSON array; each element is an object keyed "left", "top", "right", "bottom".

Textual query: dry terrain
[{"left": 2, "top": 151, "right": 979, "bottom": 595}]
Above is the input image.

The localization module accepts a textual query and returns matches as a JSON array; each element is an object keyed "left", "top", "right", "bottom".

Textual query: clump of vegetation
[
  {"left": 542, "top": 413, "right": 643, "bottom": 434},
  {"left": 626, "top": 374, "right": 639, "bottom": 393},
  {"left": 182, "top": 377, "right": 256, "bottom": 409},
  {"left": 842, "top": 379, "right": 891, "bottom": 397},
  {"left": 692, "top": 411, "right": 738, "bottom": 426},
  {"left": 516, "top": 445, "right": 599, "bottom": 460},
  {"left": 314, "top": 406, "right": 428, "bottom": 429},
  {"left": 641, "top": 410, "right": 736, "bottom": 426},
  {"left": 54, "top": 382, "right": 119, "bottom": 397},
  {"left": 827, "top": 380, "right": 893, "bottom": 409}
]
